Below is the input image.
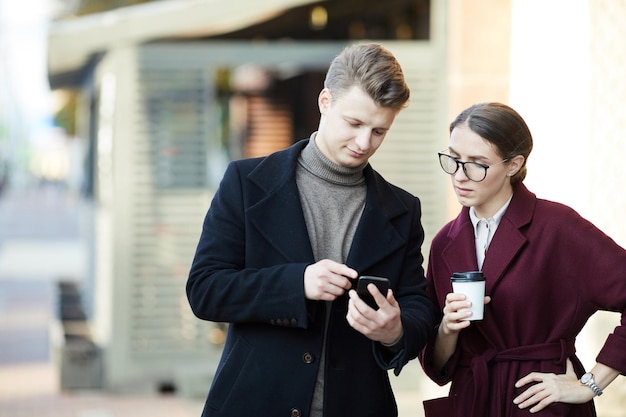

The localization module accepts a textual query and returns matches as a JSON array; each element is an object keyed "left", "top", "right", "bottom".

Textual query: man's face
[{"left": 314, "top": 85, "right": 399, "bottom": 168}]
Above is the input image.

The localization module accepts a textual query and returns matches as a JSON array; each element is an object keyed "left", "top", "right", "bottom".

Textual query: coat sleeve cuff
[
  {"left": 373, "top": 339, "right": 407, "bottom": 376},
  {"left": 596, "top": 332, "right": 626, "bottom": 375}
]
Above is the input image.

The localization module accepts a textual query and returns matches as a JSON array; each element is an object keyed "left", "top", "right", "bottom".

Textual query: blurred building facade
[{"left": 44, "top": 0, "right": 626, "bottom": 413}]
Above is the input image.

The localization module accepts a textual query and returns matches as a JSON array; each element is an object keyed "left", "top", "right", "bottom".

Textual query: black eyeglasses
[{"left": 438, "top": 152, "right": 508, "bottom": 182}]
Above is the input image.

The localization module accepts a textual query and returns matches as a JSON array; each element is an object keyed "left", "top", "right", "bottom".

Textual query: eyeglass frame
[{"left": 437, "top": 152, "right": 509, "bottom": 182}]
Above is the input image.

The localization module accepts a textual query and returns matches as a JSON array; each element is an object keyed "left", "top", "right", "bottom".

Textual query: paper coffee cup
[{"left": 451, "top": 271, "right": 486, "bottom": 321}]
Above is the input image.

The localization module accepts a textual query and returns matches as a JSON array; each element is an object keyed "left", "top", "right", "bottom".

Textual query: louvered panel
[
  {"left": 129, "top": 192, "right": 214, "bottom": 357},
  {"left": 127, "top": 54, "right": 217, "bottom": 362}
]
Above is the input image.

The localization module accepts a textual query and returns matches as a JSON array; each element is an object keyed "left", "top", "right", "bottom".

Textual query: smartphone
[{"left": 356, "top": 276, "right": 390, "bottom": 310}]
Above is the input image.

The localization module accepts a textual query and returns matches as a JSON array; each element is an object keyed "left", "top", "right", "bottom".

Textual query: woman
[{"left": 420, "top": 102, "right": 626, "bottom": 416}]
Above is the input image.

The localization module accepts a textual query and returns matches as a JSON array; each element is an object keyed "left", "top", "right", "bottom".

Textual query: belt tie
[{"left": 465, "top": 339, "right": 576, "bottom": 417}]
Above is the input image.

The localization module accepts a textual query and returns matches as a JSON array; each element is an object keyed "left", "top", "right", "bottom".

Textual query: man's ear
[{"left": 318, "top": 88, "right": 332, "bottom": 114}]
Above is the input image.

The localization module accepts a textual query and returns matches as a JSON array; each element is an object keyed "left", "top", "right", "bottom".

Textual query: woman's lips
[{"left": 455, "top": 185, "right": 472, "bottom": 197}]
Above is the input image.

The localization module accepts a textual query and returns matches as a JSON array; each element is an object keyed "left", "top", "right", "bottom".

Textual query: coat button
[
  {"left": 290, "top": 408, "right": 301, "bottom": 417},
  {"left": 302, "top": 352, "right": 315, "bottom": 363}
]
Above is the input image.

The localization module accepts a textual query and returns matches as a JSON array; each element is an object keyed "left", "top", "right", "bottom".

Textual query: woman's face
[{"left": 447, "top": 124, "right": 517, "bottom": 218}]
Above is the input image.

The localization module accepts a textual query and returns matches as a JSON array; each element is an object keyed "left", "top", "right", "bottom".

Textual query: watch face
[{"left": 581, "top": 373, "right": 592, "bottom": 384}]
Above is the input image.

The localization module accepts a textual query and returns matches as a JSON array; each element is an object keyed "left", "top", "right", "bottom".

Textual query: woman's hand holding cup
[{"left": 441, "top": 292, "right": 492, "bottom": 334}]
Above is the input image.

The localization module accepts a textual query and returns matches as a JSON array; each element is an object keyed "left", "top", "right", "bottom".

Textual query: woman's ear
[{"left": 507, "top": 155, "right": 525, "bottom": 177}]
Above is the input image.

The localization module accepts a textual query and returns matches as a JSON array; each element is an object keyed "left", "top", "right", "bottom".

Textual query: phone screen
[{"left": 356, "top": 276, "right": 390, "bottom": 310}]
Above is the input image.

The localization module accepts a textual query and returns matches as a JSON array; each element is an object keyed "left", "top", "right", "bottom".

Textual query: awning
[{"left": 47, "top": 0, "right": 322, "bottom": 86}]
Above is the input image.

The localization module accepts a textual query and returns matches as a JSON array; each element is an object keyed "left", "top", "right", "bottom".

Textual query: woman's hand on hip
[{"left": 513, "top": 359, "right": 595, "bottom": 413}]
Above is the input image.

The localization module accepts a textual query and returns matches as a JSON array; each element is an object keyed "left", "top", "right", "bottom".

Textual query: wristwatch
[{"left": 580, "top": 372, "right": 603, "bottom": 396}]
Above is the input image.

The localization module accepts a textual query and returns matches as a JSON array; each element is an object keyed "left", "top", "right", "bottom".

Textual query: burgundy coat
[{"left": 420, "top": 183, "right": 626, "bottom": 417}]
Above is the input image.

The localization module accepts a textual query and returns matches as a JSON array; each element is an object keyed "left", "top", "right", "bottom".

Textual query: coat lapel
[
  {"left": 482, "top": 183, "right": 535, "bottom": 293},
  {"left": 347, "top": 168, "right": 409, "bottom": 272},
  {"left": 441, "top": 209, "right": 479, "bottom": 275},
  {"left": 481, "top": 220, "right": 526, "bottom": 293},
  {"left": 247, "top": 141, "right": 314, "bottom": 263}
]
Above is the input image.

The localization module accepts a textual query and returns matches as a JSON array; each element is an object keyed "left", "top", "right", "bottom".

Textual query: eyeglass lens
[{"left": 438, "top": 154, "right": 487, "bottom": 182}]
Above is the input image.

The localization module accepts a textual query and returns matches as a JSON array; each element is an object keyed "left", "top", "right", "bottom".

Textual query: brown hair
[
  {"left": 450, "top": 102, "right": 533, "bottom": 185},
  {"left": 324, "top": 43, "right": 410, "bottom": 110}
]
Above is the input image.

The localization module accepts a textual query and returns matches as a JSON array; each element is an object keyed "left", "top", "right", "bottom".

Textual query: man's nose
[{"left": 355, "top": 131, "right": 372, "bottom": 151}]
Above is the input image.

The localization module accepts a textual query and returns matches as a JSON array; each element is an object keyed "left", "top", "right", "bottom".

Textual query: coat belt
[{"left": 459, "top": 339, "right": 576, "bottom": 417}]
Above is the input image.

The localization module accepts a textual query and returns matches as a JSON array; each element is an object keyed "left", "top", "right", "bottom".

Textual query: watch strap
[{"left": 580, "top": 373, "right": 603, "bottom": 397}]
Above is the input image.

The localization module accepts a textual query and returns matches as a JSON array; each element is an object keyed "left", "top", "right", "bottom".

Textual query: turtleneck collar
[{"left": 298, "top": 133, "right": 367, "bottom": 186}]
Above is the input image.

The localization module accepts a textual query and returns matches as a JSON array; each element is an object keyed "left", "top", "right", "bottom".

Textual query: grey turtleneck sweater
[
  {"left": 296, "top": 135, "right": 367, "bottom": 417},
  {"left": 296, "top": 135, "right": 367, "bottom": 262}
]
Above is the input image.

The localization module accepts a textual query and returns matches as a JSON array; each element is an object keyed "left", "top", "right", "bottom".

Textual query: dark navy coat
[{"left": 187, "top": 139, "right": 435, "bottom": 417}]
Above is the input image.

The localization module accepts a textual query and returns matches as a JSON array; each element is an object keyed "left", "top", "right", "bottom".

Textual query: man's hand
[
  {"left": 303, "top": 259, "right": 357, "bottom": 301},
  {"left": 346, "top": 285, "right": 403, "bottom": 345}
]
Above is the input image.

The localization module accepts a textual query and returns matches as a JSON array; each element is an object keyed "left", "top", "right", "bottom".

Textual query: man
[{"left": 187, "top": 43, "right": 435, "bottom": 417}]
